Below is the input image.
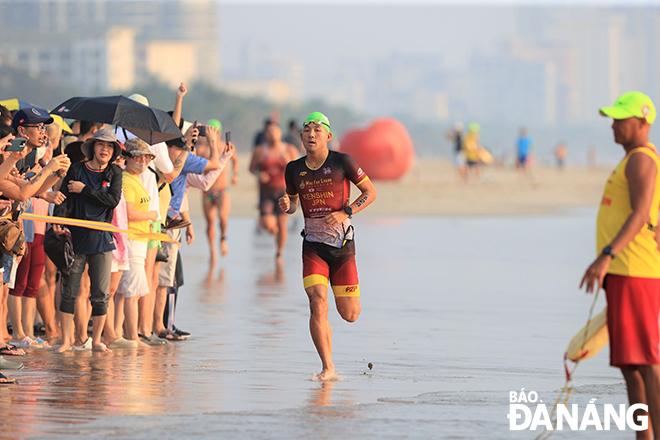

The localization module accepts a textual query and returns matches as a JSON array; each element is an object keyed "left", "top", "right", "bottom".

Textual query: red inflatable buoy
[{"left": 339, "top": 118, "right": 414, "bottom": 181}]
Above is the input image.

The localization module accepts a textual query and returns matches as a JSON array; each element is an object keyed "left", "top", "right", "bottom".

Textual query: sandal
[
  {"left": 9, "top": 337, "right": 40, "bottom": 347},
  {"left": 158, "top": 330, "right": 183, "bottom": 341},
  {"left": 0, "top": 345, "right": 26, "bottom": 356},
  {"left": 0, "top": 372, "right": 16, "bottom": 385}
]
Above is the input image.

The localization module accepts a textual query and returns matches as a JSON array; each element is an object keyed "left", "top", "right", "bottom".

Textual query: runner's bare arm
[
  {"left": 580, "top": 152, "right": 657, "bottom": 293},
  {"left": 231, "top": 151, "right": 239, "bottom": 185},
  {"left": 249, "top": 146, "right": 263, "bottom": 174},
  {"left": 278, "top": 194, "right": 298, "bottom": 214},
  {"left": 323, "top": 179, "right": 377, "bottom": 226}
]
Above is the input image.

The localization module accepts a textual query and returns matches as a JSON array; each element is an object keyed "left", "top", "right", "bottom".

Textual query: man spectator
[
  {"left": 154, "top": 125, "right": 222, "bottom": 340},
  {"left": 581, "top": 92, "right": 660, "bottom": 438}
]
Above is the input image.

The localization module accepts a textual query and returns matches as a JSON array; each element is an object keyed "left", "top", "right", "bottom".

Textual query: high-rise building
[{"left": 0, "top": 0, "right": 220, "bottom": 92}]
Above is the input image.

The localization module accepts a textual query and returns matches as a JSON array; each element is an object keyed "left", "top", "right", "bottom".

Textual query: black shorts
[{"left": 259, "top": 188, "right": 286, "bottom": 216}]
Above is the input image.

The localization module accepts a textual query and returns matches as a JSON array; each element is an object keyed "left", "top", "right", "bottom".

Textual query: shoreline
[{"left": 188, "top": 155, "right": 611, "bottom": 218}]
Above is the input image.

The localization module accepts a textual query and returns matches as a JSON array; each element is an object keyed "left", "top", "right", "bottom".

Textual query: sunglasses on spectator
[
  {"left": 23, "top": 124, "right": 46, "bottom": 131},
  {"left": 130, "top": 155, "right": 151, "bottom": 163}
]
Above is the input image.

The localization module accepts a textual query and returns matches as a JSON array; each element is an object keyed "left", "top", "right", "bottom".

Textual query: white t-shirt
[{"left": 139, "top": 142, "right": 173, "bottom": 221}]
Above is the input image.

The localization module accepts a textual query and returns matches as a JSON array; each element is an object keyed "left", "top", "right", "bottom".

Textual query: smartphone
[
  {"left": 192, "top": 120, "right": 198, "bottom": 144},
  {"left": 24, "top": 172, "right": 36, "bottom": 179},
  {"left": 225, "top": 131, "right": 231, "bottom": 144},
  {"left": 7, "top": 138, "right": 26, "bottom": 152},
  {"left": 197, "top": 125, "right": 207, "bottom": 137}
]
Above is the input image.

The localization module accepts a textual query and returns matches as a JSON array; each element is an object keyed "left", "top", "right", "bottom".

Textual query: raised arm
[
  {"left": 203, "top": 125, "right": 221, "bottom": 173},
  {"left": 171, "top": 82, "right": 187, "bottom": 128}
]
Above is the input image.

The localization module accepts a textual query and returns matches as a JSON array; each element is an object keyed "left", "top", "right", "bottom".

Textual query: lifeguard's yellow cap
[{"left": 599, "top": 91, "right": 656, "bottom": 125}]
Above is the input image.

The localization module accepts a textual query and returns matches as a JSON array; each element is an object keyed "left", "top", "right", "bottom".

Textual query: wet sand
[
  {"left": 196, "top": 154, "right": 612, "bottom": 218},
  {"left": 2, "top": 214, "right": 628, "bottom": 439}
]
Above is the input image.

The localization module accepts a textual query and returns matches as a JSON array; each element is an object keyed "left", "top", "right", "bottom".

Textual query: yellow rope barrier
[{"left": 20, "top": 213, "right": 176, "bottom": 242}]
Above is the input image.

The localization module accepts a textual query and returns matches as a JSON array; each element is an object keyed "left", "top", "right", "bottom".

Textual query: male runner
[
  {"left": 198, "top": 122, "right": 239, "bottom": 262},
  {"left": 278, "top": 112, "right": 377, "bottom": 380},
  {"left": 251, "top": 121, "right": 298, "bottom": 259},
  {"left": 581, "top": 92, "right": 660, "bottom": 439}
]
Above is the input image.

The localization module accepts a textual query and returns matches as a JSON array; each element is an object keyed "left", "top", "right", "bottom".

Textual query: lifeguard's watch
[
  {"left": 344, "top": 206, "right": 353, "bottom": 219},
  {"left": 601, "top": 245, "right": 616, "bottom": 259}
]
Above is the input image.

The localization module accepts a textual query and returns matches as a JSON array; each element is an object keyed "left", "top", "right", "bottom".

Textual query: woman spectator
[
  {"left": 53, "top": 128, "right": 122, "bottom": 353},
  {"left": 115, "top": 139, "right": 158, "bottom": 347}
]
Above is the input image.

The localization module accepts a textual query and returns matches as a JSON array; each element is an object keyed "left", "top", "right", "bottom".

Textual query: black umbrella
[{"left": 51, "top": 95, "right": 182, "bottom": 144}]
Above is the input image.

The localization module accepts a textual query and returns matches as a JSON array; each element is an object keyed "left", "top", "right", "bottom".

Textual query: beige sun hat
[
  {"left": 124, "top": 138, "right": 155, "bottom": 159},
  {"left": 80, "top": 128, "right": 121, "bottom": 161}
]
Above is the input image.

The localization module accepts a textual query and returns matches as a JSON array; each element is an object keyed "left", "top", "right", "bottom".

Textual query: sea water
[{"left": 3, "top": 213, "right": 630, "bottom": 439}]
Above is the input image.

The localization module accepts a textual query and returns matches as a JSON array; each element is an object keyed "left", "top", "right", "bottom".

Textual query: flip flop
[
  {"left": 144, "top": 333, "right": 169, "bottom": 346},
  {"left": 158, "top": 330, "right": 183, "bottom": 341},
  {"left": 0, "top": 345, "right": 26, "bottom": 356},
  {"left": 0, "top": 372, "right": 16, "bottom": 385}
]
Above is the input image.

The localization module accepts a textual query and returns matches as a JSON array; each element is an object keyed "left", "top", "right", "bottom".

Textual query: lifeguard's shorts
[
  {"left": 302, "top": 239, "right": 359, "bottom": 298},
  {"left": 605, "top": 274, "right": 660, "bottom": 367}
]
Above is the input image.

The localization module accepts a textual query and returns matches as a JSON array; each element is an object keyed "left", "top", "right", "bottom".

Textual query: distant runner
[
  {"left": 250, "top": 121, "right": 298, "bottom": 259},
  {"left": 200, "top": 121, "right": 239, "bottom": 263},
  {"left": 278, "top": 112, "right": 377, "bottom": 380}
]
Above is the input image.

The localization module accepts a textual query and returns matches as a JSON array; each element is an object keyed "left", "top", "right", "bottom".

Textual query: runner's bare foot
[
  {"left": 313, "top": 368, "right": 338, "bottom": 382},
  {"left": 56, "top": 343, "right": 71, "bottom": 353},
  {"left": 220, "top": 238, "right": 228, "bottom": 256},
  {"left": 92, "top": 343, "right": 110, "bottom": 353}
]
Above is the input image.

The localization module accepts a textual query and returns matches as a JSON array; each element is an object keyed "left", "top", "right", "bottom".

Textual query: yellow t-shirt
[
  {"left": 122, "top": 171, "right": 151, "bottom": 242},
  {"left": 596, "top": 144, "right": 660, "bottom": 278},
  {"left": 463, "top": 132, "right": 480, "bottom": 162}
]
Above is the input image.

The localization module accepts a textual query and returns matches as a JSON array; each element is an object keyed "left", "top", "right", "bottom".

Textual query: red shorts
[
  {"left": 605, "top": 274, "right": 660, "bottom": 367},
  {"left": 302, "top": 239, "right": 359, "bottom": 297},
  {"left": 9, "top": 234, "right": 46, "bottom": 299}
]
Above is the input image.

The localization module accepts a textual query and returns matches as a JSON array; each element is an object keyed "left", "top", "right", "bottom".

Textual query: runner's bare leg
[{"left": 306, "top": 284, "right": 335, "bottom": 380}]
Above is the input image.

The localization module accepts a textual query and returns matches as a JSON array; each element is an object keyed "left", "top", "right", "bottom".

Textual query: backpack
[
  {"left": 0, "top": 219, "right": 26, "bottom": 256},
  {"left": 43, "top": 227, "right": 75, "bottom": 277}
]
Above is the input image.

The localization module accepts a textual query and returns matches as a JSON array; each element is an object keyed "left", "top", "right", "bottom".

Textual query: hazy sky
[{"left": 220, "top": 5, "right": 518, "bottom": 94}]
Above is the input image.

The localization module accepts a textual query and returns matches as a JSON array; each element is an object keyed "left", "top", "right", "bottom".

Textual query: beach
[
  {"left": 2, "top": 170, "right": 629, "bottom": 438},
  {"left": 198, "top": 155, "right": 612, "bottom": 218}
]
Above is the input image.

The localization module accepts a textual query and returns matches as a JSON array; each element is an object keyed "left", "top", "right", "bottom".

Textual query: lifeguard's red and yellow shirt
[
  {"left": 285, "top": 150, "right": 369, "bottom": 248},
  {"left": 597, "top": 144, "right": 660, "bottom": 278}
]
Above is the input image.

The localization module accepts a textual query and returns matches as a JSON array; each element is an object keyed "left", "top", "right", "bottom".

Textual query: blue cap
[{"left": 12, "top": 107, "right": 54, "bottom": 130}]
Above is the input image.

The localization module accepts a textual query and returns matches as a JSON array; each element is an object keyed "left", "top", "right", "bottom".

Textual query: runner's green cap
[
  {"left": 469, "top": 122, "right": 480, "bottom": 133},
  {"left": 207, "top": 118, "right": 222, "bottom": 131},
  {"left": 302, "top": 112, "right": 331, "bottom": 133},
  {"left": 599, "top": 91, "right": 656, "bottom": 125}
]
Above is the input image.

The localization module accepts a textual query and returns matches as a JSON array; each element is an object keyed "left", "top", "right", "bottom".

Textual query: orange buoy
[{"left": 339, "top": 118, "right": 414, "bottom": 180}]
